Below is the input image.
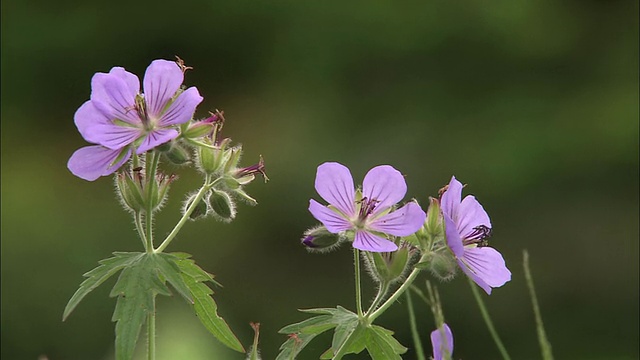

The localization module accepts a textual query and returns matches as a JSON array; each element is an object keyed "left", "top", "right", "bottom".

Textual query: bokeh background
[{"left": 2, "top": 0, "right": 638, "bottom": 359}]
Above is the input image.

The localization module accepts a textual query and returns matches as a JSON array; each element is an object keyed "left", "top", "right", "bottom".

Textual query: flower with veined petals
[
  {"left": 68, "top": 59, "right": 203, "bottom": 181},
  {"left": 441, "top": 176, "right": 511, "bottom": 294},
  {"left": 430, "top": 323, "right": 453, "bottom": 360},
  {"left": 308, "top": 162, "right": 426, "bottom": 252}
]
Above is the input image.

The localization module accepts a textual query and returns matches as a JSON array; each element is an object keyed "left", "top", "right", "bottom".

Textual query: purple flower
[
  {"left": 68, "top": 59, "right": 203, "bottom": 181},
  {"left": 308, "top": 162, "right": 426, "bottom": 252},
  {"left": 441, "top": 176, "right": 511, "bottom": 294},
  {"left": 430, "top": 323, "right": 453, "bottom": 360}
]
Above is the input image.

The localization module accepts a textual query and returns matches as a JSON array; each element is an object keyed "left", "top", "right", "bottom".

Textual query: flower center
[
  {"left": 134, "top": 94, "right": 156, "bottom": 131},
  {"left": 463, "top": 225, "right": 492, "bottom": 247},
  {"left": 355, "top": 196, "right": 379, "bottom": 225}
]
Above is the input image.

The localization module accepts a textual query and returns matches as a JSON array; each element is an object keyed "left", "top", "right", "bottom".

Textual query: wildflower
[
  {"left": 430, "top": 323, "right": 453, "bottom": 360},
  {"left": 308, "top": 162, "right": 426, "bottom": 252},
  {"left": 440, "top": 176, "right": 511, "bottom": 294},
  {"left": 68, "top": 59, "right": 203, "bottom": 180}
]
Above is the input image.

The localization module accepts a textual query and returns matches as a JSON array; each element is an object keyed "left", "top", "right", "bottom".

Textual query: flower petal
[
  {"left": 135, "top": 128, "right": 179, "bottom": 154},
  {"left": 108, "top": 67, "right": 140, "bottom": 95},
  {"left": 353, "top": 230, "right": 398, "bottom": 252},
  {"left": 67, "top": 145, "right": 131, "bottom": 181},
  {"left": 430, "top": 323, "right": 453, "bottom": 360},
  {"left": 74, "top": 100, "right": 113, "bottom": 143},
  {"left": 458, "top": 195, "right": 492, "bottom": 239},
  {"left": 90, "top": 72, "right": 141, "bottom": 124},
  {"left": 443, "top": 213, "right": 465, "bottom": 258},
  {"left": 440, "top": 176, "right": 462, "bottom": 223},
  {"left": 157, "top": 87, "right": 203, "bottom": 126},
  {"left": 362, "top": 165, "right": 407, "bottom": 214},
  {"left": 143, "top": 59, "right": 184, "bottom": 119},
  {"left": 314, "top": 162, "right": 356, "bottom": 217},
  {"left": 368, "top": 202, "right": 426, "bottom": 236},
  {"left": 308, "top": 199, "right": 352, "bottom": 233},
  {"left": 459, "top": 246, "right": 511, "bottom": 295}
]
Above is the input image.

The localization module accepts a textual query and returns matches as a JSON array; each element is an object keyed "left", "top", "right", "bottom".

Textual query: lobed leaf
[
  {"left": 62, "top": 252, "right": 141, "bottom": 321},
  {"left": 153, "top": 253, "right": 193, "bottom": 303},
  {"left": 176, "top": 256, "right": 245, "bottom": 353},
  {"left": 365, "top": 325, "right": 407, "bottom": 360}
]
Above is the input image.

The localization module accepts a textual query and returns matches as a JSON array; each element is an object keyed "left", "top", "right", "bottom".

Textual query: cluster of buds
[{"left": 116, "top": 164, "right": 176, "bottom": 214}]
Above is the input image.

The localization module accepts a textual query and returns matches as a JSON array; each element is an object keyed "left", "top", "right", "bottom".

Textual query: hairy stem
[
  {"left": 468, "top": 277, "right": 511, "bottom": 360},
  {"left": 366, "top": 280, "right": 390, "bottom": 315},
  {"left": 145, "top": 151, "right": 160, "bottom": 253},
  {"left": 135, "top": 211, "right": 148, "bottom": 251},
  {"left": 354, "top": 249, "right": 364, "bottom": 318},
  {"left": 523, "top": 250, "right": 554, "bottom": 360},
  {"left": 406, "top": 290, "right": 427, "bottom": 360}
]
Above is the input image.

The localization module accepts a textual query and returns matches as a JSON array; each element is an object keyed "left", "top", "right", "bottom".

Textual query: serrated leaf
[
  {"left": 63, "top": 252, "right": 141, "bottom": 321},
  {"left": 278, "top": 314, "right": 335, "bottom": 335},
  {"left": 331, "top": 323, "right": 367, "bottom": 360},
  {"left": 110, "top": 254, "right": 169, "bottom": 360},
  {"left": 172, "top": 253, "right": 222, "bottom": 287},
  {"left": 276, "top": 332, "right": 318, "bottom": 360},
  {"left": 176, "top": 257, "right": 244, "bottom": 353},
  {"left": 153, "top": 253, "right": 193, "bottom": 303},
  {"left": 331, "top": 317, "right": 359, "bottom": 353},
  {"left": 364, "top": 325, "right": 407, "bottom": 360}
]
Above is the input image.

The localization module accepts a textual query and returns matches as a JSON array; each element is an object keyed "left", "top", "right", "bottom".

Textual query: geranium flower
[
  {"left": 441, "top": 176, "right": 511, "bottom": 294},
  {"left": 68, "top": 59, "right": 203, "bottom": 181},
  {"left": 430, "top": 323, "right": 453, "bottom": 360},
  {"left": 308, "top": 162, "right": 426, "bottom": 252}
]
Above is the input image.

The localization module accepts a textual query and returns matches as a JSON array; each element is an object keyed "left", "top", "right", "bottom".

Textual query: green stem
[
  {"left": 368, "top": 254, "right": 427, "bottom": 323},
  {"left": 366, "top": 280, "right": 390, "bottom": 315},
  {"left": 135, "top": 212, "right": 148, "bottom": 251},
  {"left": 467, "top": 277, "right": 511, "bottom": 360},
  {"left": 145, "top": 151, "right": 160, "bottom": 253},
  {"left": 406, "top": 290, "right": 427, "bottom": 360},
  {"left": 523, "top": 250, "right": 554, "bottom": 360},
  {"left": 154, "top": 175, "right": 218, "bottom": 253},
  {"left": 147, "top": 295, "right": 156, "bottom": 360},
  {"left": 354, "top": 249, "right": 364, "bottom": 318}
]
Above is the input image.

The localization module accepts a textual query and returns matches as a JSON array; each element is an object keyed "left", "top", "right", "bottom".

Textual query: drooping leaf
[
  {"left": 110, "top": 253, "right": 170, "bottom": 360},
  {"left": 175, "top": 254, "right": 245, "bottom": 353},
  {"left": 63, "top": 252, "right": 141, "bottom": 321},
  {"left": 364, "top": 325, "right": 407, "bottom": 360},
  {"left": 153, "top": 253, "right": 193, "bottom": 303},
  {"left": 276, "top": 331, "right": 319, "bottom": 360},
  {"left": 328, "top": 323, "right": 367, "bottom": 360}
]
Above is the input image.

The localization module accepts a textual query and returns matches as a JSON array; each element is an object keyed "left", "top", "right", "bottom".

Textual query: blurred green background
[{"left": 2, "top": 0, "right": 638, "bottom": 359}]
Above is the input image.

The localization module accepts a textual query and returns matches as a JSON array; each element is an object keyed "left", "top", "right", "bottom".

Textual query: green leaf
[
  {"left": 330, "top": 323, "right": 367, "bottom": 360},
  {"left": 63, "top": 252, "right": 141, "bottom": 321},
  {"left": 276, "top": 332, "right": 319, "bottom": 360},
  {"left": 110, "top": 253, "right": 169, "bottom": 360},
  {"left": 175, "top": 255, "right": 245, "bottom": 353},
  {"left": 364, "top": 325, "right": 407, "bottom": 360},
  {"left": 278, "top": 314, "right": 336, "bottom": 335},
  {"left": 153, "top": 253, "right": 193, "bottom": 303}
]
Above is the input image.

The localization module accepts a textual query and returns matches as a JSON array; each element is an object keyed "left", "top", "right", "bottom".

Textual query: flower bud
[
  {"left": 425, "top": 197, "right": 444, "bottom": 238},
  {"left": 425, "top": 251, "right": 457, "bottom": 281},
  {"left": 159, "top": 142, "right": 191, "bottom": 165},
  {"left": 301, "top": 226, "right": 343, "bottom": 252},
  {"left": 183, "top": 111, "right": 224, "bottom": 139},
  {"left": 115, "top": 169, "right": 145, "bottom": 213},
  {"left": 183, "top": 192, "right": 210, "bottom": 220},
  {"left": 370, "top": 246, "right": 411, "bottom": 283},
  {"left": 210, "top": 189, "right": 236, "bottom": 222},
  {"left": 196, "top": 138, "right": 232, "bottom": 175}
]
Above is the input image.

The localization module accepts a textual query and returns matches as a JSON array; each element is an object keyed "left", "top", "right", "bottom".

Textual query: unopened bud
[
  {"left": 426, "top": 251, "right": 457, "bottom": 281},
  {"left": 301, "top": 226, "right": 342, "bottom": 252},
  {"left": 116, "top": 169, "right": 145, "bottom": 213},
  {"left": 160, "top": 142, "right": 190, "bottom": 165},
  {"left": 425, "top": 197, "right": 443, "bottom": 238},
  {"left": 371, "top": 246, "right": 411, "bottom": 283},
  {"left": 196, "top": 138, "right": 232, "bottom": 174},
  {"left": 210, "top": 189, "right": 236, "bottom": 221},
  {"left": 183, "top": 111, "right": 224, "bottom": 139},
  {"left": 184, "top": 193, "right": 210, "bottom": 220}
]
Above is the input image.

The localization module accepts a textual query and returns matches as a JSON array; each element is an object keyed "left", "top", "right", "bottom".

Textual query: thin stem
[
  {"left": 367, "top": 254, "right": 427, "bottom": 322},
  {"left": 406, "top": 290, "right": 427, "bottom": 360},
  {"left": 134, "top": 212, "right": 148, "bottom": 251},
  {"left": 154, "top": 175, "right": 218, "bottom": 253},
  {"left": 365, "top": 280, "right": 390, "bottom": 315},
  {"left": 467, "top": 277, "right": 511, "bottom": 360},
  {"left": 147, "top": 294, "right": 156, "bottom": 360},
  {"left": 523, "top": 250, "right": 554, "bottom": 360},
  {"left": 354, "top": 249, "right": 364, "bottom": 318},
  {"left": 145, "top": 151, "right": 160, "bottom": 253}
]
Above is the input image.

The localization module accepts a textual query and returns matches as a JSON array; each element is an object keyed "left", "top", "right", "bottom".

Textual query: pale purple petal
[
  {"left": 67, "top": 146, "right": 131, "bottom": 181},
  {"left": 157, "top": 87, "right": 203, "bottom": 126},
  {"left": 135, "top": 128, "right": 179, "bottom": 154},
  {"left": 90, "top": 72, "right": 141, "bottom": 124},
  {"left": 353, "top": 231, "right": 398, "bottom": 252},
  {"left": 460, "top": 247, "right": 511, "bottom": 295},
  {"left": 368, "top": 202, "right": 426, "bottom": 236},
  {"left": 308, "top": 199, "right": 352, "bottom": 233},
  {"left": 74, "top": 101, "right": 114, "bottom": 143},
  {"left": 362, "top": 165, "right": 407, "bottom": 214},
  {"left": 314, "top": 162, "right": 356, "bottom": 217},
  {"left": 108, "top": 67, "right": 140, "bottom": 95},
  {"left": 87, "top": 123, "right": 142, "bottom": 150},
  {"left": 143, "top": 59, "right": 184, "bottom": 119},
  {"left": 440, "top": 176, "right": 462, "bottom": 223},
  {"left": 443, "top": 213, "right": 464, "bottom": 258},
  {"left": 457, "top": 195, "right": 492, "bottom": 238},
  {"left": 430, "top": 323, "right": 453, "bottom": 360}
]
